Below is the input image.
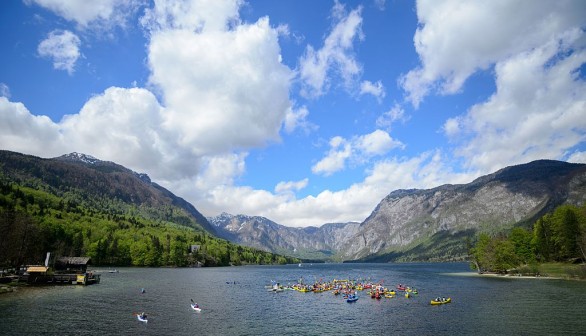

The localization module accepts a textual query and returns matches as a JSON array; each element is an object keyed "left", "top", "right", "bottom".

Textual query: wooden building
[{"left": 54, "top": 257, "right": 91, "bottom": 274}]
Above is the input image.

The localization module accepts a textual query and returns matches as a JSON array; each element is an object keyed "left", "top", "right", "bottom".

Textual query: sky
[{"left": 1, "top": 0, "right": 585, "bottom": 227}]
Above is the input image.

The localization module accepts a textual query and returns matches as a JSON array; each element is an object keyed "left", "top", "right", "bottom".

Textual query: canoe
[
  {"left": 430, "top": 298, "right": 451, "bottom": 305},
  {"left": 191, "top": 303, "right": 202, "bottom": 312},
  {"left": 137, "top": 314, "right": 148, "bottom": 323}
]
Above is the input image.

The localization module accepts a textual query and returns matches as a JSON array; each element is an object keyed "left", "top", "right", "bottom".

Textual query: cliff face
[
  {"left": 209, "top": 213, "right": 359, "bottom": 259},
  {"left": 340, "top": 160, "right": 586, "bottom": 260}
]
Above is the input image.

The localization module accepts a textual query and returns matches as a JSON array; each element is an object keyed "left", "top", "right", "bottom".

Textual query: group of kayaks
[
  {"left": 268, "top": 278, "right": 452, "bottom": 306},
  {"left": 135, "top": 299, "right": 201, "bottom": 323}
]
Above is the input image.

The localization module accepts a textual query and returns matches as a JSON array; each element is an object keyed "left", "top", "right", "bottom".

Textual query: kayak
[
  {"left": 137, "top": 314, "right": 148, "bottom": 323},
  {"left": 430, "top": 298, "right": 451, "bottom": 305},
  {"left": 191, "top": 303, "right": 202, "bottom": 312}
]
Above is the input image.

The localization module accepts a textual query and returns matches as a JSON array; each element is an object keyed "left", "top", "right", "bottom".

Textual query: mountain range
[
  {"left": 209, "top": 160, "right": 586, "bottom": 262},
  {"left": 2, "top": 150, "right": 585, "bottom": 263}
]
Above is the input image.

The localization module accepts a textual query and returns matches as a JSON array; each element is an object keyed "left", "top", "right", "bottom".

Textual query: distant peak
[{"left": 58, "top": 152, "right": 101, "bottom": 165}]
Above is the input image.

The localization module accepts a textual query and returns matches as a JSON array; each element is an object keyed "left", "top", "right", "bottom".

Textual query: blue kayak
[{"left": 346, "top": 295, "right": 359, "bottom": 303}]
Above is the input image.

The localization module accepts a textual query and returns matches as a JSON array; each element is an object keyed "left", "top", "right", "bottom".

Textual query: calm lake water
[{"left": 1, "top": 263, "right": 585, "bottom": 335}]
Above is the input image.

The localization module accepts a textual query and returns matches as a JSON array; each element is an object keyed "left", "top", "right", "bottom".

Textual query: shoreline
[{"left": 444, "top": 272, "right": 565, "bottom": 280}]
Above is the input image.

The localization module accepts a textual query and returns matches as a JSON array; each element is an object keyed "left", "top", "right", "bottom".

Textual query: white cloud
[
  {"left": 355, "top": 129, "right": 403, "bottom": 156},
  {"left": 26, "top": 0, "right": 142, "bottom": 30},
  {"left": 275, "top": 178, "right": 309, "bottom": 194},
  {"left": 0, "top": 97, "right": 63, "bottom": 155},
  {"left": 141, "top": 0, "right": 241, "bottom": 33},
  {"left": 376, "top": 103, "right": 408, "bottom": 130},
  {"left": 37, "top": 30, "right": 81, "bottom": 74},
  {"left": 401, "top": 0, "right": 586, "bottom": 108},
  {"left": 312, "top": 130, "right": 404, "bottom": 176},
  {"left": 312, "top": 136, "right": 353, "bottom": 176},
  {"left": 443, "top": 117, "right": 460, "bottom": 138},
  {"left": 201, "top": 151, "right": 476, "bottom": 227},
  {"left": 359, "top": 80, "right": 385, "bottom": 101},
  {"left": 567, "top": 151, "right": 586, "bottom": 163},
  {"left": 453, "top": 28, "right": 586, "bottom": 173},
  {"left": 283, "top": 105, "right": 317, "bottom": 134},
  {"left": 299, "top": 1, "right": 364, "bottom": 98},
  {"left": 147, "top": 15, "right": 293, "bottom": 156}
]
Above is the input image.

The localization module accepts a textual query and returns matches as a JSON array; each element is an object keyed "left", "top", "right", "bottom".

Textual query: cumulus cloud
[
  {"left": 359, "top": 80, "right": 385, "bottom": 101},
  {"left": 453, "top": 28, "right": 586, "bottom": 173},
  {"left": 37, "top": 30, "right": 81, "bottom": 74},
  {"left": 26, "top": 0, "right": 142, "bottom": 30},
  {"left": 0, "top": 97, "right": 63, "bottom": 155},
  {"left": 401, "top": 0, "right": 586, "bottom": 108},
  {"left": 312, "top": 130, "right": 404, "bottom": 176},
  {"left": 299, "top": 1, "right": 364, "bottom": 98},
  {"left": 147, "top": 16, "right": 293, "bottom": 156}
]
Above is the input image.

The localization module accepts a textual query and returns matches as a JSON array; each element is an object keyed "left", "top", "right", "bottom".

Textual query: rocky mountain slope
[
  {"left": 208, "top": 213, "right": 359, "bottom": 260},
  {"left": 341, "top": 160, "right": 586, "bottom": 261},
  {"left": 211, "top": 160, "right": 586, "bottom": 262}
]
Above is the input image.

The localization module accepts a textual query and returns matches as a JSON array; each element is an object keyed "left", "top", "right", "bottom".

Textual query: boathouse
[
  {"left": 23, "top": 257, "right": 100, "bottom": 285},
  {"left": 55, "top": 257, "right": 91, "bottom": 274}
]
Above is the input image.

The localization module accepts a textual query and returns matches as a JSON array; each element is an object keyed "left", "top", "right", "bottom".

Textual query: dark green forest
[
  {"left": 470, "top": 203, "right": 586, "bottom": 275},
  {"left": 0, "top": 181, "right": 299, "bottom": 269}
]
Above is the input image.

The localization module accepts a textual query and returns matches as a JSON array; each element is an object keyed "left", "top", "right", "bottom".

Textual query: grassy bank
[{"left": 514, "top": 262, "right": 586, "bottom": 280}]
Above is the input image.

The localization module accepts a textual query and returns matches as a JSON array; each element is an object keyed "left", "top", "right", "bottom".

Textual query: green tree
[
  {"left": 509, "top": 227, "right": 534, "bottom": 264},
  {"left": 551, "top": 205, "right": 581, "bottom": 260}
]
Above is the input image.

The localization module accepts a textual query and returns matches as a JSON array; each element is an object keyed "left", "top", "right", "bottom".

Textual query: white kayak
[
  {"left": 191, "top": 303, "right": 202, "bottom": 312},
  {"left": 137, "top": 314, "right": 148, "bottom": 323}
]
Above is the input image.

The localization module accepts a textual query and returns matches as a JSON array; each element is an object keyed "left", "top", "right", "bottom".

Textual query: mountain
[
  {"left": 341, "top": 160, "right": 586, "bottom": 261},
  {"left": 210, "top": 160, "right": 586, "bottom": 262},
  {"left": 0, "top": 150, "right": 215, "bottom": 234},
  {"left": 208, "top": 213, "right": 359, "bottom": 260},
  {"left": 0, "top": 150, "right": 300, "bottom": 267}
]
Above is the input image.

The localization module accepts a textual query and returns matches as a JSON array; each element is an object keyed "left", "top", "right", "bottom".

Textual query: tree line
[
  {"left": 470, "top": 203, "right": 586, "bottom": 274},
  {"left": 0, "top": 182, "right": 299, "bottom": 270}
]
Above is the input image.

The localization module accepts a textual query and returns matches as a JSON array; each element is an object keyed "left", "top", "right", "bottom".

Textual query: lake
[{"left": 1, "top": 263, "right": 585, "bottom": 335}]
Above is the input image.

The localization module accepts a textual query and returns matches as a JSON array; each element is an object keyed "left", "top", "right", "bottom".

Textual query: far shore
[{"left": 444, "top": 272, "right": 566, "bottom": 280}]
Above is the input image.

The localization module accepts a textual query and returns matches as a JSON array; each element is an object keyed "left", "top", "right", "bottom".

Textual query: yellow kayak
[{"left": 430, "top": 298, "right": 451, "bottom": 305}]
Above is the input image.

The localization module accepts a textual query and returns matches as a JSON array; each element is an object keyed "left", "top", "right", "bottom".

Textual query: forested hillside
[{"left": 0, "top": 151, "right": 299, "bottom": 268}]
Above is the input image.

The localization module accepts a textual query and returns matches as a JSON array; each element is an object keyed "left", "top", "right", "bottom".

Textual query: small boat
[
  {"left": 108, "top": 269, "right": 119, "bottom": 273},
  {"left": 430, "top": 298, "right": 451, "bottom": 305},
  {"left": 137, "top": 313, "right": 148, "bottom": 323},
  {"left": 397, "top": 285, "right": 407, "bottom": 291},
  {"left": 346, "top": 295, "right": 359, "bottom": 303},
  {"left": 191, "top": 303, "right": 202, "bottom": 312}
]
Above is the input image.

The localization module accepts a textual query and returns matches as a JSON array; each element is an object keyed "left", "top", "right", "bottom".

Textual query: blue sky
[{"left": 1, "top": 0, "right": 585, "bottom": 227}]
